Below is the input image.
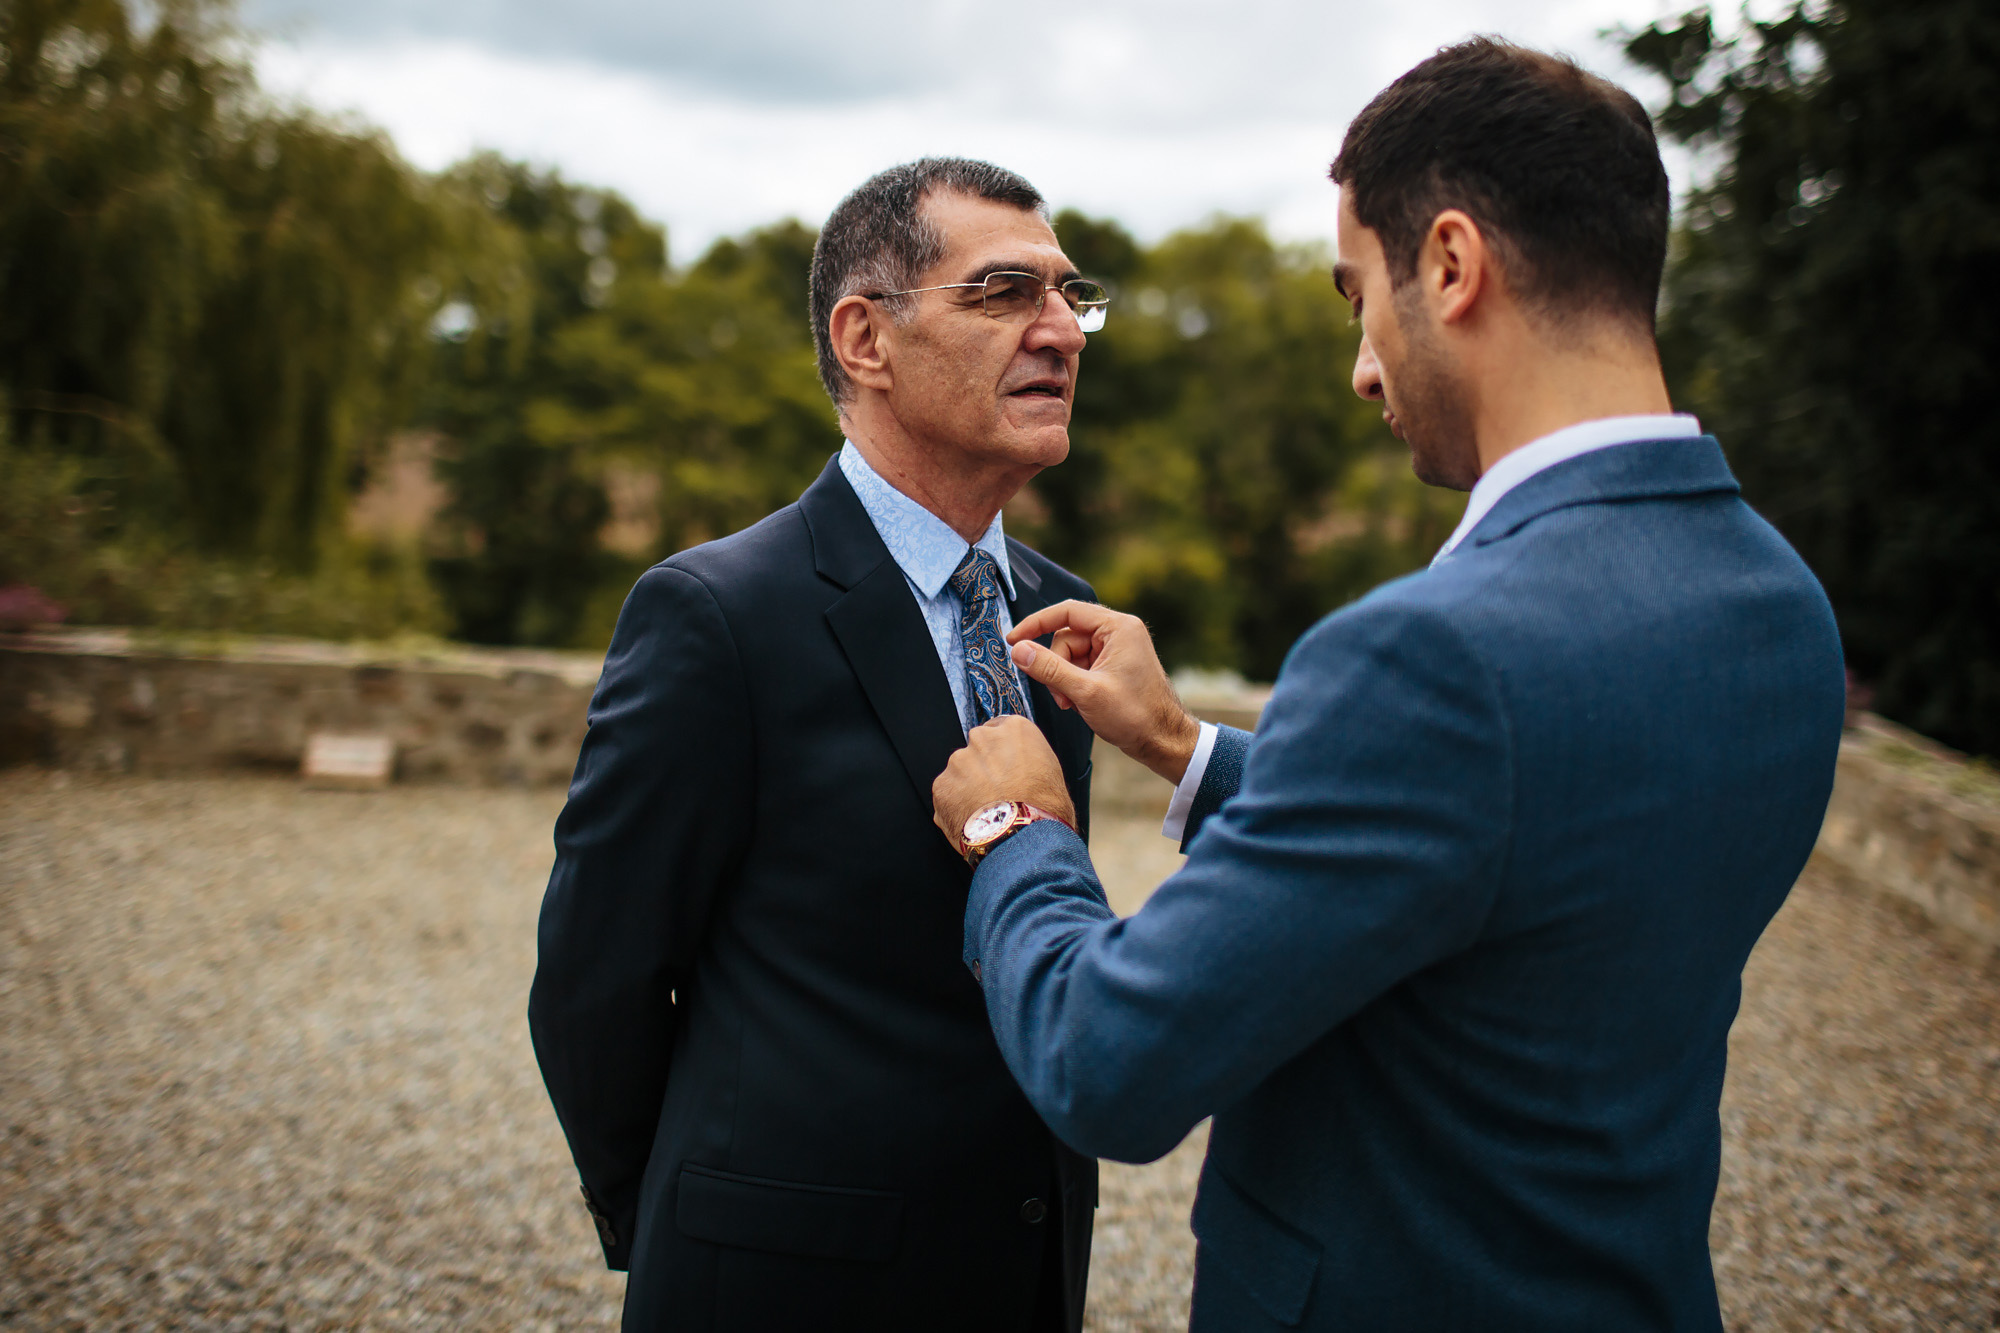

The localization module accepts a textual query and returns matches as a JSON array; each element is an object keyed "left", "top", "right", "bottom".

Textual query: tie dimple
[{"left": 948, "top": 548, "right": 1029, "bottom": 726}]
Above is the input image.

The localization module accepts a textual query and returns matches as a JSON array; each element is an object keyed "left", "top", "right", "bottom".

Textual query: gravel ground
[{"left": 2, "top": 770, "right": 1996, "bottom": 1331}]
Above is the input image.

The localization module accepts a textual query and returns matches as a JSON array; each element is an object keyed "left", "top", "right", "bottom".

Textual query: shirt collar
[
  {"left": 838, "top": 441, "right": 1016, "bottom": 600},
  {"left": 1433, "top": 413, "right": 1701, "bottom": 565}
]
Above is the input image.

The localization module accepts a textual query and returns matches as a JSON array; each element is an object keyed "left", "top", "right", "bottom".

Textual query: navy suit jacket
[
  {"left": 531, "top": 458, "right": 1099, "bottom": 1332},
  {"left": 963, "top": 437, "right": 1845, "bottom": 1331}
]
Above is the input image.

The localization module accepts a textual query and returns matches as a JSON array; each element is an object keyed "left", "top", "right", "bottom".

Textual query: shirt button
[{"left": 1020, "top": 1198, "right": 1047, "bottom": 1224}]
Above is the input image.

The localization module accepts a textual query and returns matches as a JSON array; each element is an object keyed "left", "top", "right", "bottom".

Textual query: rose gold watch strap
[{"left": 1016, "top": 804, "right": 1075, "bottom": 835}]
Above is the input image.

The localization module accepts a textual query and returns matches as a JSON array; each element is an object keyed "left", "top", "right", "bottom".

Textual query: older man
[{"left": 528, "top": 159, "right": 1109, "bottom": 1332}]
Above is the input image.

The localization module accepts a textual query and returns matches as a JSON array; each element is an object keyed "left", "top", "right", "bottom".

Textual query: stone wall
[
  {"left": 0, "top": 628, "right": 1269, "bottom": 798},
  {"left": 0, "top": 629, "right": 597, "bottom": 787},
  {"left": 4, "top": 627, "right": 1995, "bottom": 953},
  {"left": 1814, "top": 717, "right": 2000, "bottom": 953}
]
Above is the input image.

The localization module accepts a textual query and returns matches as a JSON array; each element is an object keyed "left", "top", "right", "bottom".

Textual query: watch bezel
[{"left": 961, "top": 800, "right": 1025, "bottom": 851}]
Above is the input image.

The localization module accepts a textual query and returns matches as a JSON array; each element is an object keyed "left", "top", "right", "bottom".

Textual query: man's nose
[
  {"left": 1352, "top": 333, "right": 1384, "bottom": 401},
  {"left": 1023, "top": 292, "right": 1088, "bottom": 355}
]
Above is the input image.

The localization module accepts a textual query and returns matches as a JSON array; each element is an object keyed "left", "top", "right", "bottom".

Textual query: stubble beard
[{"left": 1390, "top": 286, "right": 1480, "bottom": 493}]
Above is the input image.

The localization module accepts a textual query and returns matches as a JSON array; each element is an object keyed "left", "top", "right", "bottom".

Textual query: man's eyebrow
[
  {"left": 1331, "top": 262, "right": 1359, "bottom": 302},
  {"left": 961, "top": 258, "right": 1083, "bottom": 285}
]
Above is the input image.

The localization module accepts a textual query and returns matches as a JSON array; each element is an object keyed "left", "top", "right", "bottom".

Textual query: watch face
[{"left": 963, "top": 801, "right": 1021, "bottom": 847}]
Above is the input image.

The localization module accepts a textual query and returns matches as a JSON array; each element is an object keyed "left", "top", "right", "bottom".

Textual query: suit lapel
[
  {"left": 825, "top": 563, "right": 966, "bottom": 813},
  {"left": 803, "top": 459, "right": 966, "bottom": 812}
]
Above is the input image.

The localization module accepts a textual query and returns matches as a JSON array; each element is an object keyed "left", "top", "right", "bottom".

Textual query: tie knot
[{"left": 948, "top": 547, "right": 1005, "bottom": 606}]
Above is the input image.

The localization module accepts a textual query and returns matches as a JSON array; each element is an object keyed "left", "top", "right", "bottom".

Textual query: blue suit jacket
[{"left": 964, "top": 437, "right": 1845, "bottom": 1331}]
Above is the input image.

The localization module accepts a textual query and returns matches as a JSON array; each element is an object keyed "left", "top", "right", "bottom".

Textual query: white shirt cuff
[{"left": 1160, "top": 721, "right": 1219, "bottom": 843}]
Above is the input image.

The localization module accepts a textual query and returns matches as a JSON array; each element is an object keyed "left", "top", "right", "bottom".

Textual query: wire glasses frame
[{"left": 868, "top": 271, "right": 1111, "bottom": 333}]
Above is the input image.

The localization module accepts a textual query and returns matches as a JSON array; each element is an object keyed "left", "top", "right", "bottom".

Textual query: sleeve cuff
[{"left": 1160, "top": 721, "right": 1219, "bottom": 844}]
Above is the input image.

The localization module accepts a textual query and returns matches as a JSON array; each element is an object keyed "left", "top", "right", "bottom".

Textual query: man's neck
[
  {"left": 842, "top": 415, "right": 1035, "bottom": 545},
  {"left": 1467, "top": 326, "right": 1675, "bottom": 479}
]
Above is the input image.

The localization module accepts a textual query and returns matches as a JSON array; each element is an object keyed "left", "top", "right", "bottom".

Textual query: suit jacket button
[{"left": 1020, "top": 1198, "right": 1047, "bottom": 1224}]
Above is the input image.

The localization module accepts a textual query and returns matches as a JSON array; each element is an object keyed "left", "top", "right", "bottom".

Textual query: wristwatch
[{"left": 958, "top": 800, "right": 1072, "bottom": 866}]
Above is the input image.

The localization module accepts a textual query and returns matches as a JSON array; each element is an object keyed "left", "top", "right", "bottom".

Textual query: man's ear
[
  {"left": 829, "top": 295, "right": 895, "bottom": 394},
  {"left": 1422, "top": 209, "right": 1490, "bottom": 328}
]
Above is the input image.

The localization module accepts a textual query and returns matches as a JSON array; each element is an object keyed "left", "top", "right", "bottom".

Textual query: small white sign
[{"left": 302, "top": 733, "right": 395, "bottom": 790}]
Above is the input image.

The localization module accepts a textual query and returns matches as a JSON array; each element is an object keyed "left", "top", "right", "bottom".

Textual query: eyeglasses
[{"left": 867, "top": 271, "right": 1111, "bottom": 333}]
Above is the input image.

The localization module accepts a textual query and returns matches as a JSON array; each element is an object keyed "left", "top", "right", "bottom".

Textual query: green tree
[
  {"left": 421, "top": 156, "right": 662, "bottom": 646},
  {"left": 1, "top": 0, "right": 516, "bottom": 576},
  {"left": 1625, "top": 0, "right": 2000, "bottom": 755},
  {"left": 163, "top": 115, "right": 514, "bottom": 568},
  {"left": 423, "top": 157, "right": 839, "bottom": 647},
  {"left": 0, "top": 0, "right": 229, "bottom": 484},
  {"left": 571, "top": 218, "right": 837, "bottom": 560}
]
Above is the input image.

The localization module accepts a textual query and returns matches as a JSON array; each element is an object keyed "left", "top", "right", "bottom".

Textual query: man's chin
[
  {"left": 1409, "top": 436, "right": 1477, "bottom": 492},
  {"left": 987, "top": 414, "right": 1071, "bottom": 467},
  {"left": 1010, "top": 434, "right": 1070, "bottom": 469}
]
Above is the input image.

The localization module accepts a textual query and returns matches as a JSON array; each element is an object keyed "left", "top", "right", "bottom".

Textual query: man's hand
[
  {"left": 1008, "top": 601, "right": 1202, "bottom": 784},
  {"left": 933, "top": 716, "right": 1076, "bottom": 851}
]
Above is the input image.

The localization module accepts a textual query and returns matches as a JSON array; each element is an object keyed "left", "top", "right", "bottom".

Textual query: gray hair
[{"left": 809, "top": 157, "right": 1048, "bottom": 405}]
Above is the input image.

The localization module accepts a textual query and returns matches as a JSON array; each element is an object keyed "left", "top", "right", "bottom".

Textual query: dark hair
[
  {"left": 1330, "top": 38, "right": 1669, "bottom": 331},
  {"left": 809, "top": 157, "right": 1047, "bottom": 404}
]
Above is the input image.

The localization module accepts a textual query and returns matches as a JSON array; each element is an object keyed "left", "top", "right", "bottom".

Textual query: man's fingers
[
  {"left": 1012, "top": 639, "right": 1095, "bottom": 704},
  {"left": 1008, "top": 599, "right": 1114, "bottom": 646},
  {"left": 1050, "top": 626, "right": 1096, "bottom": 670},
  {"left": 976, "top": 713, "right": 1045, "bottom": 743}
]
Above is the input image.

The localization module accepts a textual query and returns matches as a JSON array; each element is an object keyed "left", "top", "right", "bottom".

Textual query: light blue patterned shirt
[{"left": 839, "top": 441, "right": 1034, "bottom": 736}]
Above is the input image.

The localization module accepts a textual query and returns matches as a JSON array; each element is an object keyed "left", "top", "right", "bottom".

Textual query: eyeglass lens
[{"left": 981, "top": 273, "right": 1110, "bottom": 333}]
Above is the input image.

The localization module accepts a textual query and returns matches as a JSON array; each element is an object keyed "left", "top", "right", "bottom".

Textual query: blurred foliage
[
  {"left": 419, "top": 155, "right": 666, "bottom": 648},
  {"left": 0, "top": 0, "right": 518, "bottom": 573},
  {"left": 1625, "top": 0, "right": 2000, "bottom": 756},
  {"left": 0, "top": 400, "right": 446, "bottom": 638},
  {"left": 421, "top": 157, "right": 836, "bottom": 646}
]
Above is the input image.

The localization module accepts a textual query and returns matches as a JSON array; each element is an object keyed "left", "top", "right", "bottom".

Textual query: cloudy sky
[{"left": 248, "top": 0, "right": 1730, "bottom": 261}]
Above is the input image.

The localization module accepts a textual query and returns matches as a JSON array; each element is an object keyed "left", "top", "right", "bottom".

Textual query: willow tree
[{"left": 0, "top": 0, "right": 520, "bottom": 571}]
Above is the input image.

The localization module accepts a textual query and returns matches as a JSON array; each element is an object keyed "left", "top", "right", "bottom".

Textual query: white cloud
[{"left": 252, "top": 0, "right": 1707, "bottom": 259}]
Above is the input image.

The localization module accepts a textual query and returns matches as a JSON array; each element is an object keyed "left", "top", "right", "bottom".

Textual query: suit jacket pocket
[
  {"left": 675, "top": 1163, "right": 904, "bottom": 1263},
  {"left": 1191, "top": 1168, "right": 1322, "bottom": 1327}
]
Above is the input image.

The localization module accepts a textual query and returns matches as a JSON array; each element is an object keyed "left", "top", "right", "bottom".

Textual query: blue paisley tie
[{"left": 948, "top": 548, "right": 1029, "bottom": 725}]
